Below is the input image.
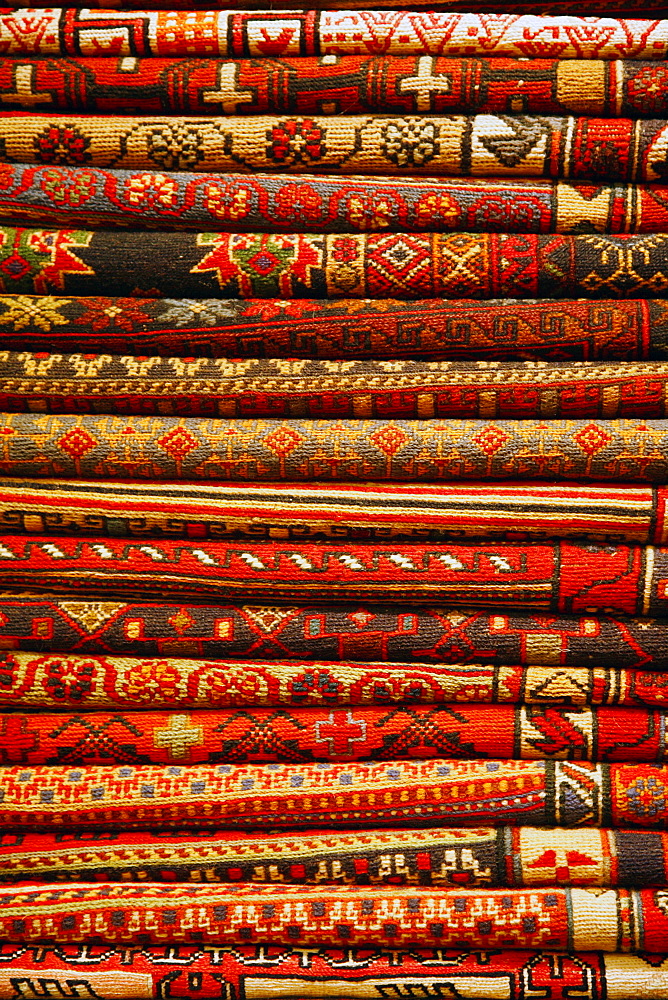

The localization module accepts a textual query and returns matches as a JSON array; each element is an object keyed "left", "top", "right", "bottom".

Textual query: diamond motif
[
  {"left": 263, "top": 426, "right": 304, "bottom": 457},
  {"left": 572, "top": 423, "right": 613, "bottom": 456},
  {"left": 471, "top": 425, "right": 510, "bottom": 456},
  {"left": 157, "top": 427, "right": 200, "bottom": 461},
  {"left": 57, "top": 427, "right": 98, "bottom": 459},
  {"left": 369, "top": 424, "right": 409, "bottom": 457}
]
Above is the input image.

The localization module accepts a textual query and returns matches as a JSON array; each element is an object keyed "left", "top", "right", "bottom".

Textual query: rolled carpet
[
  {"left": 10, "top": 166, "right": 668, "bottom": 236},
  {"left": 2, "top": 11, "right": 668, "bottom": 59},
  {"left": 8, "top": 353, "right": 668, "bottom": 420},
  {"left": 3, "top": 478, "right": 665, "bottom": 544},
  {"left": 5, "top": 414, "right": 668, "bottom": 483},
  {"left": 0, "top": 296, "right": 665, "bottom": 362},
  {"left": 7, "top": 114, "right": 668, "bottom": 183},
  {"left": 0, "top": 534, "right": 665, "bottom": 614},
  {"left": 2, "top": 56, "right": 668, "bottom": 119},
  {"left": 0, "top": 759, "right": 664, "bottom": 829},
  {"left": 1, "top": 825, "right": 666, "bottom": 888},
  {"left": 5, "top": 227, "right": 668, "bottom": 300},
  {"left": 0, "top": 650, "right": 665, "bottom": 709},
  {"left": 0, "top": 944, "right": 660, "bottom": 1000},
  {"left": 3, "top": 596, "right": 667, "bottom": 672},
  {"left": 0, "top": 882, "right": 666, "bottom": 951},
  {"left": 4, "top": 704, "right": 668, "bottom": 764}
]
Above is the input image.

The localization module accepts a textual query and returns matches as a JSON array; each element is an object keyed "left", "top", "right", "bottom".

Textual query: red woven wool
[
  {"left": 0, "top": 534, "right": 666, "bottom": 616},
  {"left": 3, "top": 704, "right": 668, "bottom": 764},
  {"left": 0, "top": 883, "right": 665, "bottom": 951},
  {"left": 0, "top": 944, "right": 660, "bottom": 1000}
]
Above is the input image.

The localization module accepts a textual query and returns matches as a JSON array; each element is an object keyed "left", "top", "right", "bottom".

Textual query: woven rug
[
  {"left": 1, "top": 825, "right": 666, "bottom": 888},
  {"left": 6, "top": 227, "right": 668, "bottom": 300},
  {"left": 3, "top": 11, "right": 668, "bottom": 59},
  {"left": 0, "top": 882, "right": 666, "bottom": 951},
  {"left": 2, "top": 478, "right": 663, "bottom": 544},
  {"left": 0, "top": 535, "right": 665, "bottom": 613},
  {"left": 3, "top": 597, "right": 667, "bottom": 671},
  {"left": 6, "top": 114, "right": 668, "bottom": 184},
  {"left": 0, "top": 296, "right": 665, "bottom": 361},
  {"left": 0, "top": 759, "right": 664, "bottom": 830},
  {"left": 0, "top": 945, "right": 660, "bottom": 1000},
  {"left": 2, "top": 55, "right": 667, "bottom": 118},
  {"left": 1, "top": 650, "right": 666, "bottom": 709},
  {"left": 9, "top": 166, "right": 668, "bottom": 236},
  {"left": 4, "top": 414, "right": 668, "bottom": 483},
  {"left": 3, "top": 704, "right": 667, "bottom": 764},
  {"left": 8, "top": 354, "right": 668, "bottom": 420}
]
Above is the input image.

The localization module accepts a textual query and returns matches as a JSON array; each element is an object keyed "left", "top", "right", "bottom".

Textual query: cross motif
[
  {"left": 314, "top": 710, "right": 367, "bottom": 757},
  {"left": 1, "top": 65, "right": 51, "bottom": 106},
  {"left": 202, "top": 63, "right": 253, "bottom": 112},
  {"left": 154, "top": 714, "right": 204, "bottom": 759},
  {"left": 399, "top": 56, "right": 452, "bottom": 112}
]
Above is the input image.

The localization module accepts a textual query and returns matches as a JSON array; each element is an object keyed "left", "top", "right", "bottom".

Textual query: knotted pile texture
[
  {"left": 3, "top": 11, "right": 668, "bottom": 59},
  {"left": 6, "top": 114, "right": 668, "bottom": 182},
  {"left": 2, "top": 478, "right": 664, "bottom": 543},
  {"left": 2, "top": 56, "right": 667, "bottom": 118},
  {"left": 0, "top": 759, "right": 663, "bottom": 830},
  {"left": 0, "top": 296, "right": 666, "bottom": 361},
  {"left": 1, "top": 826, "right": 666, "bottom": 888}
]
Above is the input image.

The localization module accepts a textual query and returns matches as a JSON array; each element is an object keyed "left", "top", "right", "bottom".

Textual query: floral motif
[
  {"left": 266, "top": 118, "right": 325, "bottom": 165},
  {"left": 123, "top": 172, "right": 179, "bottom": 210},
  {"left": 381, "top": 119, "right": 438, "bottom": 167},
  {"left": 33, "top": 125, "right": 91, "bottom": 165},
  {"left": 146, "top": 124, "right": 205, "bottom": 170}
]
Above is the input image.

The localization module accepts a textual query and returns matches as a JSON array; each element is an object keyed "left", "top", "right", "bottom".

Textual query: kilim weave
[
  {"left": 0, "top": 651, "right": 666, "bottom": 710},
  {"left": 5, "top": 414, "right": 668, "bottom": 484},
  {"left": 9, "top": 167, "right": 668, "bottom": 236},
  {"left": 2, "top": 478, "right": 664, "bottom": 544},
  {"left": 5, "top": 227, "right": 668, "bottom": 300},
  {"left": 2, "top": 56, "right": 668, "bottom": 118},
  {"left": 0, "top": 882, "right": 666, "bottom": 951},
  {"left": 1, "top": 535, "right": 668, "bottom": 613},
  {"left": 3, "top": 598, "right": 668, "bottom": 672},
  {"left": 5, "top": 704, "right": 668, "bottom": 764},
  {"left": 2, "top": 825, "right": 667, "bottom": 889},
  {"left": 0, "top": 296, "right": 665, "bottom": 362},
  {"left": 0, "top": 759, "right": 665, "bottom": 830},
  {"left": 8, "top": 114, "right": 668, "bottom": 184},
  {"left": 9, "top": 354, "right": 668, "bottom": 420},
  {"left": 0, "top": 945, "right": 660, "bottom": 1000},
  {"left": 3, "top": 11, "right": 668, "bottom": 60}
]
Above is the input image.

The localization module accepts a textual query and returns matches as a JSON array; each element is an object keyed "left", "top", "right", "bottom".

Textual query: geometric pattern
[
  {"left": 0, "top": 825, "right": 665, "bottom": 889},
  {"left": 0, "top": 295, "right": 666, "bottom": 362},
  {"left": 0, "top": 650, "right": 667, "bottom": 711},
  {"left": 5, "top": 114, "right": 668, "bottom": 183},
  {"left": 1, "top": 703, "right": 667, "bottom": 765},
  {"left": 3, "top": 10, "right": 668, "bottom": 60},
  {"left": 9, "top": 164, "right": 668, "bottom": 235},
  {"left": 2, "top": 596, "right": 668, "bottom": 670},
  {"left": 1, "top": 54, "right": 668, "bottom": 118},
  {"left": 0, "top": 944, "right": 663, "bottom": 1000},
  {"left": 0, "top": 758, "right": 666, "bottom": 831},
  {"left": 0, "top": 477, "right": 663, "bottom": 545},
  {"left": 0, "top": 534, "right": 665, "bottom": 615},
  {"left": 10, "top": 353, "right": 668, "bottom": 420},
  {"left": 0, "top": 882, "right": 666, "bottom": 952}
]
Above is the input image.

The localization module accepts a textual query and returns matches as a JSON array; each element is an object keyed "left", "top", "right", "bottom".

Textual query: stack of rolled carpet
[{"left": 0, "top": 1, "right": 667, "bottom": 997}]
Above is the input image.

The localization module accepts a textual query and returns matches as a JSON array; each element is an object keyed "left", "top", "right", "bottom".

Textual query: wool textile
[
  {"left": 3, "top": 825, "right": 668, "bottom": 889},
  {"left": 4, "top": 478, "right": 664, "bottom": 544},
  {"left": 1, "top": 651, "right": 667, "bottom": 710},
  {"left": 5, "top": 704, "right": 668, "bottom": 764},
  {"left": 3, "top": 598, "right": 667, "bottom": 671},
  {"left": 9, "top": 114, "right": 668, "bottom": 184},
  {"left": 0, "top": 296, "right": 665, "bottom": 362},
  {"left": 4, "top": 11, "right": 668, "bottom": 60},
  {"left": 0, "top": 945, "right": 660, "bottom": 1000},
  {"left": 3, "top": 56, "right": 668, "bottom": 118},
  {"left": 11, "top": 167, "right": 668, "bottom": 236},
  {"left": 11, "top": 354, "right": 668, "bottom": 421},
  {"left": 0, "top": 759, "right": 664, "bottom": 830},
  {"left": 0, "top": 534, "right": 666, "bottom": 614},
  {"left": 6, "top": 227, "right": 668, "bottom": 300},
  {"left": 6, "top": 414, "right": 668, "bottom": 485},
  {"left": 0, "top": 882, "right": 666, "bottom": 951}
]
